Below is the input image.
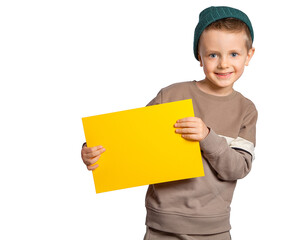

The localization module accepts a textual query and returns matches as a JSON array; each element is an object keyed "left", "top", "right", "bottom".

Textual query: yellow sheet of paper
[{"left": 82, "top": 99, "right": 204, "bottom": 193}]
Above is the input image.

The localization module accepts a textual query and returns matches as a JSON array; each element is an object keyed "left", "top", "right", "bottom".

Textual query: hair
[{"left": 202, "top": 18, "right": 253, "bottom": 50}]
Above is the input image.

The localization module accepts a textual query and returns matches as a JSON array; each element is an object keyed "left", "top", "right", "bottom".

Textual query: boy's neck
[{"left": 196, "top": 79, "right": 234, "bottom": 97}]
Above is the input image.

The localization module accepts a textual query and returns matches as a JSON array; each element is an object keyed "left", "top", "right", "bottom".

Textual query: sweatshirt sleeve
[{"left": 200, "top": 105, "right": 258, "bottom": 181}]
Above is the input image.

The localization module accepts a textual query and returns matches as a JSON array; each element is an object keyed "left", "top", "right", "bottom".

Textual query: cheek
[
  {"left": 234, "top": 61, "right": 246, "bottom": 72},
  {"left": 233, "top": 64, "right": 246, "bottom": 78},
  {"left": 202, "top": 61, "right": 215, "bottom": 73},
  {"left": 202, "top": 65, "right": 211, "bottom": 76}
]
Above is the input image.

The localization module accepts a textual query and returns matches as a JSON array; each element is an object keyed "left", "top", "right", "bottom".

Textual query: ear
[
  {"left": 245, "top": 47, "right": 255, "bottom": 66},
  {"left": 198, "top": 53, "right": 203, "bottom": 67}
]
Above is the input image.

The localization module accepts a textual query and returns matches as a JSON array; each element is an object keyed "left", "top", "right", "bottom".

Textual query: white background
[{"left": 1, "top": 0, "right": 299, "bottom": 239}]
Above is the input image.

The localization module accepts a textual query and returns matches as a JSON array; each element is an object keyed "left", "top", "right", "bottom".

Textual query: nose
[{"left": 218, "top": 57, "right": 229, "bottom": 69}]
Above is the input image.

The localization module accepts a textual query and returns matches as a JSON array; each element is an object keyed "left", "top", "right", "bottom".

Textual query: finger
[
  {"left": 84, "top": 147, "right": 106, "bottom": 166},
  {"left": 84, "top": 156, "right": 99, "bottom": 167},
  {"left": 181, "top": 134, "right": 200, "bottom": 141},
  {"left": 175, "top": 128, "right": 198, "bottom": 134},
  {"left": 86, "top": 154, "right": 101, "bottom": 165},
  {"left": 87, "top": 163, "right": 99, "bottom": 171},
  {"left": 83, "top": 145, "right": 104, "bottom": 154},
  {"left": 83, "top": 147, "right": 105, "bottom": 159},
  {"left": 174, "top": 122, "right": 198, "bottom": 128},
  {"left": 176, "top": 117, "right": 200, "bottom": 123},
  {"left": 84, "top": 145, "right": 103, "bottom": 154}
]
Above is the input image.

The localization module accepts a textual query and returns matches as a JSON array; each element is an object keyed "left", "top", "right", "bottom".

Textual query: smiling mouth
[{"left": 215, "top": 72, "right": 233, "bottom": 78}]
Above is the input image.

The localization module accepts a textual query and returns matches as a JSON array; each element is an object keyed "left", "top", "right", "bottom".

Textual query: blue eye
[
  {"left": 231, "top": 53, "right": 238, "bottom": 57},
  {"left": 209, "top": 53, "right": 217, "bottom": 58}
]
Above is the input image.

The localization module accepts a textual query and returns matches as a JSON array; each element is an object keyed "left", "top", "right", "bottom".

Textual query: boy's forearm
[{"left": 200, "top": 129, "right": 253, "bottom": 181}]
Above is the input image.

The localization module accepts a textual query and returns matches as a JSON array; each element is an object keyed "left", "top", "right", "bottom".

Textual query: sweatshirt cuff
[{"left": 200, "top": 128, "right": 225, "bottom": 155}]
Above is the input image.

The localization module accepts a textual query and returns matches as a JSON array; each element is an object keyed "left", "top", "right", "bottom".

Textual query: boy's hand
[
  {"left": 81, "top": 145, "right": 106, "bottom": 171},
  {"left": 174, "top": 117, "right": 209, "bottom": 142}
]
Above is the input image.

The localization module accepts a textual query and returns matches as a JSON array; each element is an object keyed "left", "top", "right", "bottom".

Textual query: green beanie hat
[{"left": 193, "top": 6, "right": 254, "bottom": 61}]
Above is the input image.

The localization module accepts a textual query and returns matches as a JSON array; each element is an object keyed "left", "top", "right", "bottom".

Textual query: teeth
[{"left": 217, "top": 73, "right": 231, "bottom": 75}]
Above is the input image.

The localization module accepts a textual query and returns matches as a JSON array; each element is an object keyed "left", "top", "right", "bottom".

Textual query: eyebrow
[
  {"left": 204, "top": 50, "right": 220, "bottom": 54},
  {"left": 204, "top": 49, "right": 243, "bottom": 54}
]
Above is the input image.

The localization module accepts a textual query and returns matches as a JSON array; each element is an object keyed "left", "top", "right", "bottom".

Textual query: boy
[{"left": 81, "top": 6, "right": 257, "bottom": 240}]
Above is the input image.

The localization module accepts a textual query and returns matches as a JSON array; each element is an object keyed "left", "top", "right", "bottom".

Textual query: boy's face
[{"left": 198, "top": 29, "right": 255, "bottom": 95}]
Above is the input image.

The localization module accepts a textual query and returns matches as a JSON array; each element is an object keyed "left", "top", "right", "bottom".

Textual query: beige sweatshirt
[{"left": 145, "top": 81, "right": 257, "bottom": 235}]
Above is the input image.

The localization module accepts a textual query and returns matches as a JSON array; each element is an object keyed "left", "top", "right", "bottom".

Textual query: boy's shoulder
[
  {"left": 159, "top": 81, "right": 197, "bottom": 103},
  {"left": 147, "top": 81, "right": 194, "bottom": 106},
  {"left": 235, "top": 90, "right": 257, "bottom": 114},
  {"left": 235, "top": 91, "right": 255, "bottom": 108},
  {"left": 161, "top": 81, "right": 194, "bottom": 92}
]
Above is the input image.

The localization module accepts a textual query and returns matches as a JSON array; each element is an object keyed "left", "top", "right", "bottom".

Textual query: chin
[{"left": 212, "top": 80, "right": 234, "bottom": 88}]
